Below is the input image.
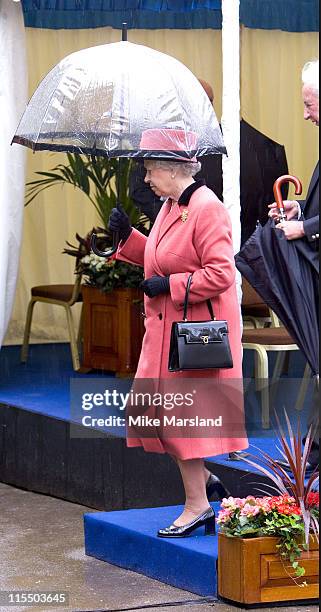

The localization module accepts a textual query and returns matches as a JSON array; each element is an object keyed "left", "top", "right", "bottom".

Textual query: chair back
[
  {"left": 242, "top": 277, "right": 281, "bottom": 327},
  {"left": 68, "top": 270, "right": 83, "bottom": 306},
  {"left": 241, "top": 277, "right": 266, "bottom": 308}
]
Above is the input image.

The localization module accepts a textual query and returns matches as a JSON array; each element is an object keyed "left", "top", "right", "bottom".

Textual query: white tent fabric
[
  {"left": 221, "top": 0, "right": 241, "bottom": 252},
  {"left": 221, "top": 0, "right": 242, "bottom": 304},
  {"left": 0, "top": 0, "right": 27, "bottom": 347}
]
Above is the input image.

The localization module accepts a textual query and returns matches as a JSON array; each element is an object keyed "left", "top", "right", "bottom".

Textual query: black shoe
[
  {"left": 206, "top": 474, "right": 230, "bottom": 501},
  {"left": 157, "top": 507, "right": 216, "bottom": 538},
  {"left": 228, "top": 451, "right": 250, "bottom": 461}
]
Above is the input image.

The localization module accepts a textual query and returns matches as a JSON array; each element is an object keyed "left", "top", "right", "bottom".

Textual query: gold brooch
[{"left": 181, "top": 209, "right": 189, "bottom": 223}]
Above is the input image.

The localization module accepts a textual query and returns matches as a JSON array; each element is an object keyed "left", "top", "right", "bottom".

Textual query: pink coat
[{"left": 118, "top": 185, "right": 248, "bottom": 459}]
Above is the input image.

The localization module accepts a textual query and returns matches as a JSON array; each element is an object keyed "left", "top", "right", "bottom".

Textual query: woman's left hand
[{"left": 140, "top": 275, "right": 170, "bottom": 298}]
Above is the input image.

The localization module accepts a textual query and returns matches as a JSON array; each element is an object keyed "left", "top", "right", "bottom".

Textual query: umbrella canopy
[
  {"left": 12, "top": 40, "right": 225, "bottom": 160},
  {"left": 235, "top": 218, "right": 319, "bottom": 376}
]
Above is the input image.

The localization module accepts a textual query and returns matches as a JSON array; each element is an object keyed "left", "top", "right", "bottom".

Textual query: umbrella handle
[
  {"left": 90, "top": 231, "right": 119, "bottom": 258},
  {"left": 90, "top": 202, "right": 124, "bottom": 257},
  {"left": 273, "top": 174, "right": 302, "bottom": 222}
]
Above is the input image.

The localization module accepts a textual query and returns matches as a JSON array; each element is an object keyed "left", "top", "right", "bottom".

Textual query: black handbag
[{"left": 168, "top": 273, "right": 233, "bottom": 371}]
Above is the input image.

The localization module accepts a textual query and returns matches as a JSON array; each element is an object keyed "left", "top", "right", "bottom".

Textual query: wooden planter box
[
  {"left": 218, "top": 533, "right": 319, "bottom": 606},
  {"left": 81, "top": 286, "right": 145, "bottom": 376}
]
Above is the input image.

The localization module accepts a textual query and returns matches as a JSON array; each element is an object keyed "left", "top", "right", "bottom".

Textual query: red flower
[
  {"left": 277, "top": 504, "right": 301, "bottom": 515},
  {"left": 267, "top": 495, "right": 301, "bottom": 515},
  {"left": 307, "top": 492, "right": 319, "bottom": 508}
]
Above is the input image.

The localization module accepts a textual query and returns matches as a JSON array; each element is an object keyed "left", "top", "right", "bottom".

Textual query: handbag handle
[{"left": 183, "top": 273, "right": 215, "bottom": 322}]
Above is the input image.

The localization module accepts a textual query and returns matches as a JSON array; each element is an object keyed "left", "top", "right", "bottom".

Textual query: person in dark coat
[
  {"left": 269, "top": 59, "right": 319, "bottom": 471},
  {"left": 129, "top": 79, "right": 289, "bottom": 243}
]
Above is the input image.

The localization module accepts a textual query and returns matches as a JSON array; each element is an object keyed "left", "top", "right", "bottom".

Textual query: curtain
[
  {"left": 4, "top": 26, "right": 319, "bottom": 344},
  {"left": 21, "top": 0, "right": 318, "bottom": 31},
  {"left": 21, "top": 1, "right": 223, "bottom": 29},
  {"left": 221, "top": 2, "right": 241, "bottom": 305},
  {"left": 240, "top": 1, "right": 319, "bottom": 32},
  {"left": 0, "top": 1, "right": 28, "bottom": 348},
  {"left": 241, "top": 27, "right": 319, "bottom": 189}
]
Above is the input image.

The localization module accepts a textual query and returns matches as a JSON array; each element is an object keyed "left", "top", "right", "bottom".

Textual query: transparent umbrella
[
  {"left": 13, "top": 29, "right": 225, "bottom": 254},
  {"left": 12, "top": 38, "right": 224, "bottom": 159}
]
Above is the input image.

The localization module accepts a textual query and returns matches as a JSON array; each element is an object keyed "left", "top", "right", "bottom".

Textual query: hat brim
[{"left": 134, "top": 149, "right": 198, "bottom": 162}]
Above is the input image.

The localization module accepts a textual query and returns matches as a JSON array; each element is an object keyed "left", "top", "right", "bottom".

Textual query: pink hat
[{"left": 139, "top": 128, "right": 198, "bottom": 162}]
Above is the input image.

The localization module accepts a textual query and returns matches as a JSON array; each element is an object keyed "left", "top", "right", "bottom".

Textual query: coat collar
[{"left": 178, "top": 179, "right": 206, "bottom": 206}]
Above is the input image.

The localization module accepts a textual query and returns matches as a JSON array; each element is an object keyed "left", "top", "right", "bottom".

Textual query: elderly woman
[{"left": 109, "top": 129, "right": 248, "bottom": 538}]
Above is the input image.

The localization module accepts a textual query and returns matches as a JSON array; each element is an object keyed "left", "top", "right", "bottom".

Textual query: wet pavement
[{"left": 0, "top": 483, "right": 318, "bottom": 612}]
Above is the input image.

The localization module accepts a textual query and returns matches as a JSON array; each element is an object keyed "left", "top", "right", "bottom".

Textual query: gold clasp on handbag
[{"left": 201, "top": 335, "right": 209, "bottom": 344}]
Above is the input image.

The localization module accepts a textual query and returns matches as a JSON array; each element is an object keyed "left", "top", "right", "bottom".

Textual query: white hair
[
  {"left": 145, "top": 159, "right": 202, "bottom": 177},
  {"left": 302, "top": 60, "right": 319, "bottom": 94}
]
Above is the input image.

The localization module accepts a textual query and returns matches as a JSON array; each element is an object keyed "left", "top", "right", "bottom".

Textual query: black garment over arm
[
  {"left": 300, "top": 162, "right": 319, "bottom": 244},
  {"left": 129, "top": 162, "right": 163, "bottom": 223}
]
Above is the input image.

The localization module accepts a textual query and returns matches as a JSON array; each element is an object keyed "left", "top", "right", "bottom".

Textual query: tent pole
[
  {"left": 122, "top": 22, "right": 128, "bottom": 41},
  {"left": 221, "top": 0, "right": 241, "bottom": 302}
]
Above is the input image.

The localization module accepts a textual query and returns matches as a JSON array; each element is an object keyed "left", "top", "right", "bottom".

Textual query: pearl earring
[{"left": 171, "top": 174, "right": 175, "bottom": 179}]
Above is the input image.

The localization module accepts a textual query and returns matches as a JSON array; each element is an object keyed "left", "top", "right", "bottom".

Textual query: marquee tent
[{"left": 1, "top": 0, "right": 319, "bottom": 346}]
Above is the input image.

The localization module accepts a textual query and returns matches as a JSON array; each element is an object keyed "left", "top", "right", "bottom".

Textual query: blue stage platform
[
  {"left": 0, "top": 343, "right": 103, "bottom": 421},
  {"left": 84, "top": 502, "right": 221, "bottom": 597},
  {"left": 0, "top": 343, "right": 316, "bottom": 510}
]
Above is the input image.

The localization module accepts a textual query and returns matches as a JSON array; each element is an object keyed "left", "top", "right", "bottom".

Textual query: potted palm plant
[
  {"left": 26, "top": 154, "right": 148, "bottom": 374},
  {"left": 26, "top": 153, "right": 146, "bottom": 229},
  {"left": 217, "top": 415, "right": 319, "bottom": 606}
]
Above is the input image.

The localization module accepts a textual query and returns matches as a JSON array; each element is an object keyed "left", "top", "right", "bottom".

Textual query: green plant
[
  {"left": 26, "top": 153, "right": 147, "bottom": 229},
  {"left": 218, "top": 415, "right": 319, "bottom": 582},
  {"left": 27, "top": 152, "right": 149, "bottom": 292},
  {"left": 218, "top": 493, "right": 318, "bottom": 580}
]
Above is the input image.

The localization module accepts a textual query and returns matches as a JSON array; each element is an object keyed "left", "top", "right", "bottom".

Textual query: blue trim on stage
[
  {"left": 84, "top": 502, "right": 221, "bottom": 596},
  {"left": 21, "top": 0, "right": 318, "bottom": 31}
]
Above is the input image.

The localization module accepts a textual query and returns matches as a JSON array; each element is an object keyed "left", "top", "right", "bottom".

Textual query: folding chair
[{"left": 21, "top": 271, "right": 83, "bottom": 371}]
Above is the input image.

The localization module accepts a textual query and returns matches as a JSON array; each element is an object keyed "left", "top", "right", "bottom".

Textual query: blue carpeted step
[{"left": 84, "top": 503, "right": 221, "bottom": 597}]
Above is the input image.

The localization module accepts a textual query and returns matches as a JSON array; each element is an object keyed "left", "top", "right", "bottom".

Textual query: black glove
[
  {"left": 140, "top": 275, "right": 170, "bottom": 298},
  {"left": 108, "top": 204, "right": 132, "bottom": 241}
]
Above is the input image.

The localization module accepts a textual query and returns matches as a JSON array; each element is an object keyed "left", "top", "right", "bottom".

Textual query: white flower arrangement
[
  {"left": 81, "top": 253, "right": 113, "bottom": 271},
  {"left": 64, "top": 229, "right": 144, "bottom": 293}
]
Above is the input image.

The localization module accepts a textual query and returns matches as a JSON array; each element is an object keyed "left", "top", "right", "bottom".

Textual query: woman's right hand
[
  {"left": 268, "top": 200, "right": 299, "bottom": 221},
  {"left": 108, "top": 205, "right": 132, "bottom": 241}
]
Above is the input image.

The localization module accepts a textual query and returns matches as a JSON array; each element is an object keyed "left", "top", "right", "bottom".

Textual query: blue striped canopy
[{"left": 21, "top": 0, "right": 319, "bottom": 32}]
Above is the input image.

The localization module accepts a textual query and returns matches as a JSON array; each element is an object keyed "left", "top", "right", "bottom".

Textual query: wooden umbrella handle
[{"left": 273, "top": 174, "right": 302, "bottom": 221}]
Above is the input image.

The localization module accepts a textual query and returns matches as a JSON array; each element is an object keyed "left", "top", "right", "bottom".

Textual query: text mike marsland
[
  {"left": 128, "top": 415, "right": 223, "bottom": 427},
  {"left": 81, "top": 415, "right": 223, "bottom": 428}
]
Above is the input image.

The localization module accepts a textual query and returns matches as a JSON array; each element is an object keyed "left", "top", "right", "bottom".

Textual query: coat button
[
  {"left": 312, "top": 234, "right": 316, "bottom": 240},
  {"left": 158, "top": 313, "right": 163, "bottom": 320},
  {"left": 316, "top": 233, "right": 319, "bottom": 239}
]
